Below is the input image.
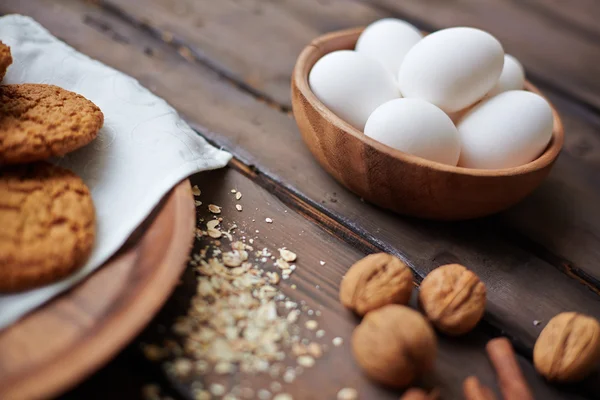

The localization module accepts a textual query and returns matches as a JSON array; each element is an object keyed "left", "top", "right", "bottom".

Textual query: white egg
[
  {"left": 398, "top": 27, "right": 504, "bottom": 113},
  {"left": 457, "top": 90, "right": 554, "bottom": 169},
  {"left": 309, "top": 50, "right": 399, "bottom": 131},
  {"left": 365, "top": 98, "right": 461, "bottom": 166},
  {"left": 487, "top": 54, "right": 525, "bottom": 97},
  {"left": 355, "top": 18, "right": 423, "bottom": 78}
]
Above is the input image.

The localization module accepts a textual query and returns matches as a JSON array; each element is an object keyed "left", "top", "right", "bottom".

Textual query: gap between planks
[
  {"left": 2, "top": 1, "right": 597, "bottom": 394},
  {"left": 224, "top": 155, "right": 557, "bottom": 362},
  {"left": 89, "top": 0, "right": 600, "bottom": 296},
  {"left": 78, "top": 0, "right": 600, "bottom": 349},
  {"left": 94, "top": 0, "right": 291, "bottom": 113}
]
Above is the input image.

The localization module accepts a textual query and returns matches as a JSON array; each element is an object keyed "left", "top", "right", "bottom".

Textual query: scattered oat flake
[
  {"left": 266, "top": 271, "right": 280, "bottom": 284},
  {"left": 270, "top": 382, "right": 282, "bottom": 393},
  {"left": 287, "top": 310, "right": 299, "bottom": 323},
  {"left": 173, "top": 358, "right": 193, "bottom": 378},
  {"left": 249, "top": 238, "right": 254, "bottom": 244},
  {"left": 258, "top": 389, "right": 272, "bottom": 400},
  {"left": 273, "top": 394, "right": 293, "bottom": 400},
  {"left": 207, "top": 220, "right": 220, "bottom": 230},
  {"left": 236, "top": 192, "right": 242, "bottom": 200},
  {"left": 214, "top": 361, "right": 235, "bottom": 374},
  {"left": 291, "top": 284, "right": 296, "bottom": 290},
  {"left": 208, "top": 229, "right": 222, "bottom": 239},
  {"left": 265, "top": 217, "right": 273, "bottom": 223},
  {"left": 231, "top": 189, "right": 237, "bottom": 193},
  {"left": 195, "top": 390, "right": 211, "bottom": 400},
  {"left": 208, "top": 204, "right": 222, "bottom": 214},
  {"left": 195, "top": 360, "right": 209, "bottom": 374},
  {"left": 210, "top": 383, "right": 226, "bottom": 396},
  {"left": 305, "top": 320, "right": 318, "bottom": 330},
  {"left": 533, "top": 320, "right": 541, "bottom": 326},
  {"left": 223, "top": 251, "right": 245, "bottom": 267},
  {"left": 278, "top": 248, "right": 297, "bottom": 262},
  {"left": 192, "top": 185, "right": 201, "bottom": 196},
  {"left": 316, "top": 329, "right": 325, "bottom": 338},
  {"left": 194, "top": 200, "right": 203, "bottom": 206},
  {"left": 283, "top": 368, "right": 296, "bottom": 383},
  {"left": 236, "top": 204, "right": 243, "bottom": 211},
  {"left": 333, "top": 337, "right": 344, "bottom": 347},
  {"left": 308, "top": 342, "right": 323, "bottom": 358},
  {"left": 275, "top": 258, "right": 291, "bottom": 270},
  {"left": 297, "top": 355, "right": 315, "bottom": 368},
  {"left": 337, "top": 388, "right": 358, "bottom": 400},
  {"left": 319, "top": 260, "right": 326, "bottom": 266}
]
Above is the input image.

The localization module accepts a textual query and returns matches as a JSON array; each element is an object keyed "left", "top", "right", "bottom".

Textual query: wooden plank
[
  {"left": 498, "top": 91, "right": 600, "bottom": 289},
  {"left": 98, "top": 0, "right": 385, "bottom": 107},
  {"left": 98, "top": 0, "right": 600, "bottom": 110},
  {"left": 73, "top": 0, "right": 600, "bottom": 291},
  {"left": 4, "top": 1, "right": 600, "bottom": 395},
  {"left": 520, "top": 0, "right": 600, "bottom": 43},
  {"left": 134, "top": 166, "right": 583, "bottom": 400}
]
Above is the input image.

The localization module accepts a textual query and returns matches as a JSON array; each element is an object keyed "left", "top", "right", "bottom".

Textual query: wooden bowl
[{"left": 291, "top": 27, "right": 564, "bottom": 221}]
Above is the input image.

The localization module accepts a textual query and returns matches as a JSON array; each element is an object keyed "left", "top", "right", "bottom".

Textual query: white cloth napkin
[{"left": 0, "top": 15, "right": 232, "bottom": 329}]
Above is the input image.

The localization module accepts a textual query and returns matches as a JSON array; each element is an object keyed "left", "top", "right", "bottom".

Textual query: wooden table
[{"left": 2, "top": 1, "right": 599, "bottom": 399}]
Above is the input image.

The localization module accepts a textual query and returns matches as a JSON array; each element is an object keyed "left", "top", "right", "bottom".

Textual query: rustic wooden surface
[
  {"left": 0, "top": 0, "right": 599, "bottom": 399},
  {"left": 0, "top": 180, "right": 195, "bottom": 400}
]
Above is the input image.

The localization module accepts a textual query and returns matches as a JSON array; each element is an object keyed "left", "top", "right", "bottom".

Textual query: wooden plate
[{"left": 0, "top": 180, "right": 195, "bottom": 400}]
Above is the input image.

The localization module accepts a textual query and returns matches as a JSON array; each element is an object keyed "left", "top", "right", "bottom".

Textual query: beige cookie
[
  {"left": 0, "top": 162, "right": 96, "bottom": 292},
  {"left": 0, "top": 84, "right": 104, "bottom": 164},
  {"left": 0, "top": 41, "right": 11, "bottom": 81}
]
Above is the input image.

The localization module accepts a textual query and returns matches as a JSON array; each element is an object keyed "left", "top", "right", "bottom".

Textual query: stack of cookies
[{"left": 0, "top": 41, "right": 104, "bottom": 292}]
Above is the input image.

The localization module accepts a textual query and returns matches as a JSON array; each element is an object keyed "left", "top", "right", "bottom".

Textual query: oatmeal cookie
[
  {"left": 0, "top": 84, "right": 103, "bottom": 164},
  {"left": 0, "top": 41, "right": 11, "bottom": 81},
  {"left": 0, "top": 162, "right": 95, "bottom": 292}
]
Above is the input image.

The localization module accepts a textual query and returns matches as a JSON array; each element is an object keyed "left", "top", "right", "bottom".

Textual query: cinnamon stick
[
  {"left": 399, "top": 388, "right": 440, "bottom": 400},
  {"left": 486, "top": 338, "right": 534, "bottom": 400},
  {"left": 463, "top": 376, "right": 497, "bottom": 400}
]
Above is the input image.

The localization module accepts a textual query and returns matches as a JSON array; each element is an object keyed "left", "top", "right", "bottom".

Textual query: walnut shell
[
  {"left": 418, "top": 264, "right": 486, "bottom": 335},
  {"left": 352, "top": 305, "right": 437, "bottom": 388},
  {"left": 340, "top": 253, "right": 413, "bottom": 316},
  {"left": 533, "top": 312, "right": 600, "bottom": 382}
]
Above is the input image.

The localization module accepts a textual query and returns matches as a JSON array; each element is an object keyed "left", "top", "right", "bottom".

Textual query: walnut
[
  {"left": 339, "top": 253, "right": 413, "bottom": 316},
  {"left": 352, "top": 305, "right": 437, "bottom": 388},
  {"left": 418, "top": 264, "right": 486, "bottom": 335},
  {"left": 533, "top": 312, "right": 600, "bottom": 382}
]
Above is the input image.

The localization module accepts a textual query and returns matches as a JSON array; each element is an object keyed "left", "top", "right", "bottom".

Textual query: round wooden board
[{"left": 0, "top": 180, "right": 195, "bottom": 400}]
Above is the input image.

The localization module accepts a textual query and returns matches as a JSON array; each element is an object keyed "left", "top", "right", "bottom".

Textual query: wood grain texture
[
  {"left": 519, "top": 0, "right": 600, "bottom": 42},
  {"left": 501, "top": 91, "right": 600, "bottom": 288},
  {"left": 98, "top": 0, "right": 384, "bottom": 107},
  {"left": 67, "top": 0, "right": 600, "bottom": 286},
  {"left": 6, "top": 0, "right": 600, "bottom": 375},
  {"left": 0, "top": 180, "right": 195, "bottom": 400},
  {"left": 137, "top": 167, "right": 583, "bottom": 400},
  {"left": 292, "top": 27, "right": 564, "bottom": 220},
  {"left": 4, "top": 0, "right": 600, "bottom": 397},
  {"left": 100, "top": 0, "right": 600, "bottom": 110}
]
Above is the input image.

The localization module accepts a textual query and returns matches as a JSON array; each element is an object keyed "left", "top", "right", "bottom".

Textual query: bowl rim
[{"left": 293, "top": 27, "right": 565, "bottom": 178}]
